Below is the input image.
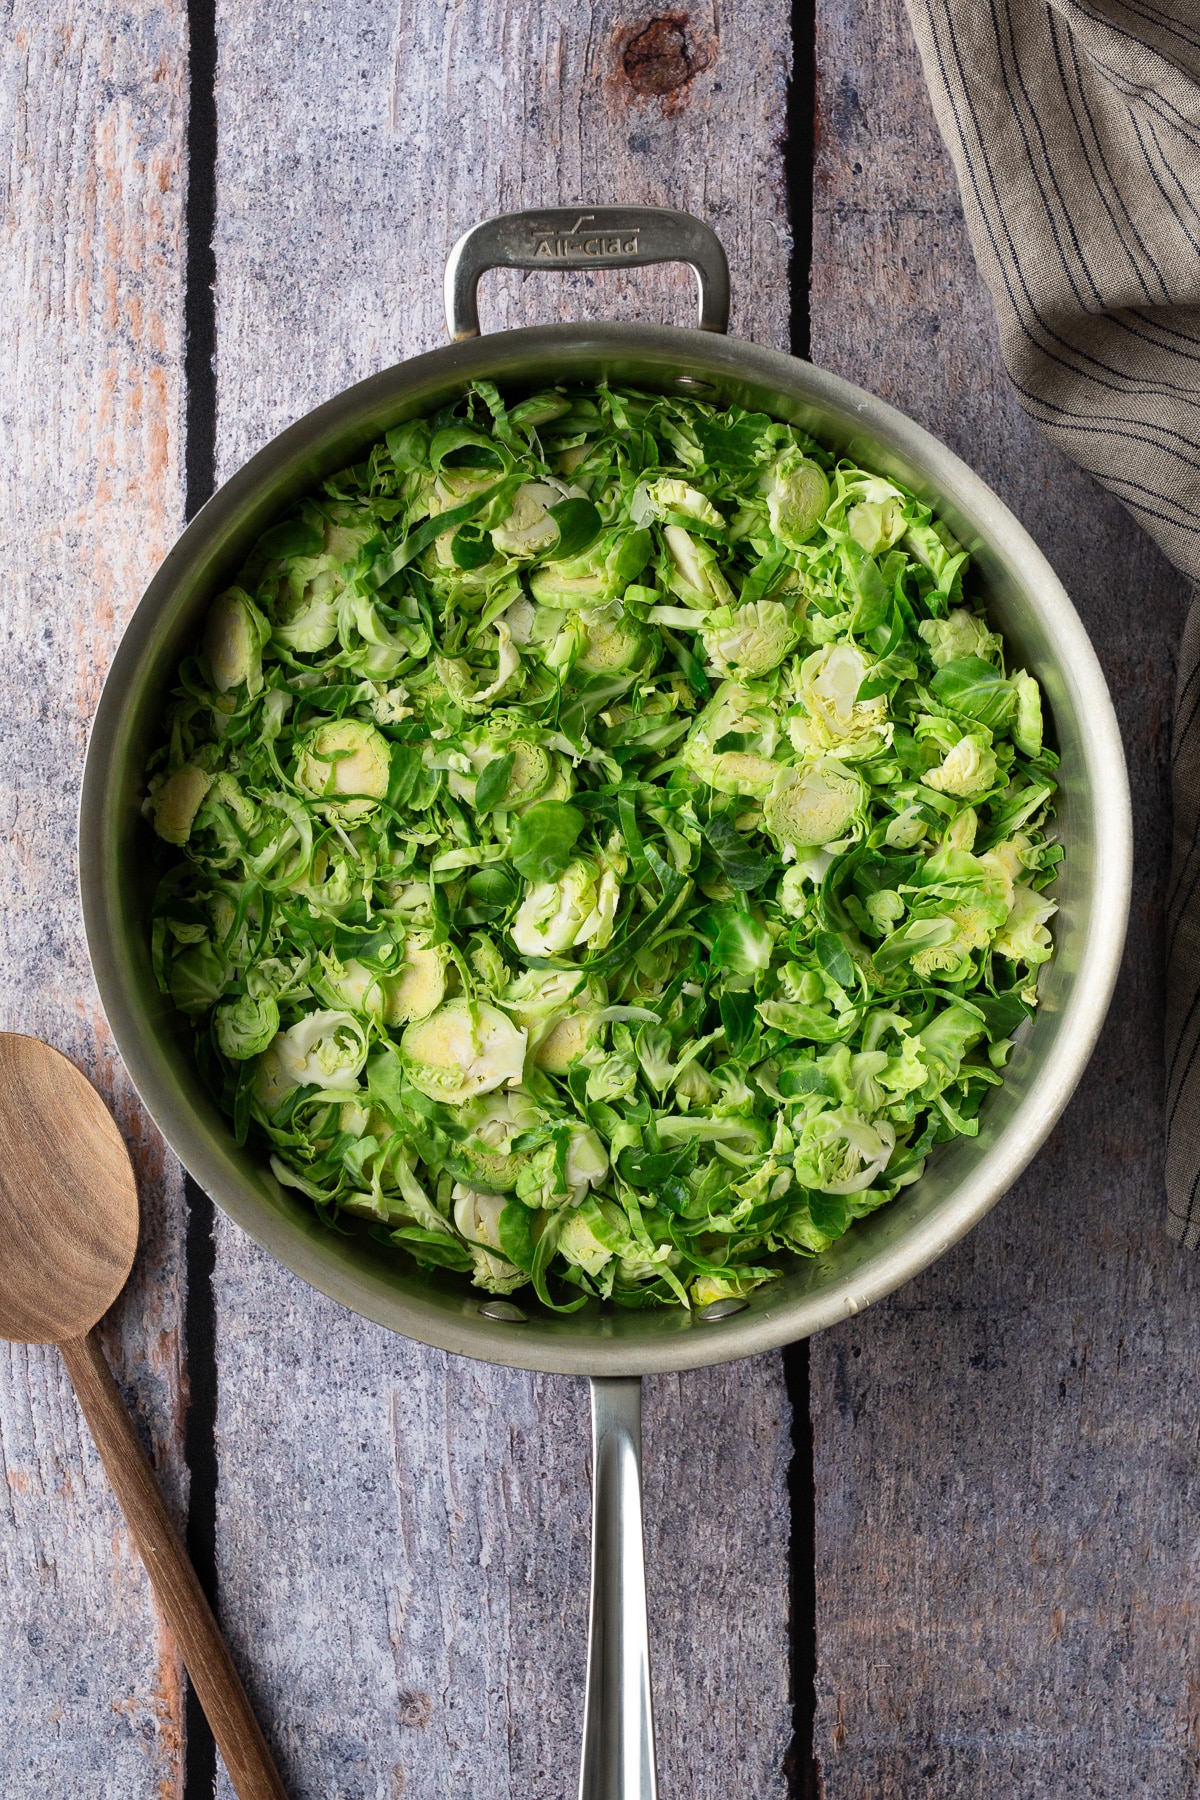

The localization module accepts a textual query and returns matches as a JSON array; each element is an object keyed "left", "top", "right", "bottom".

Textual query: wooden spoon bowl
[{"left": 0, "top": 1035, "right": 138, "bottom": 1341}]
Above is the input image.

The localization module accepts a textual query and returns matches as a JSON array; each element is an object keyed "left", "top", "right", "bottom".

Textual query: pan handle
[
  {"left": 580, "top": 1377, "right": 657, "bottom": 1800},
  {"left": 444, "top": 207, "right": 730, "bottom": 341}
]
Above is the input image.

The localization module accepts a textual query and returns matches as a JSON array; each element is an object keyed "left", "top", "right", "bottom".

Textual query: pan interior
[{"left": 80, "top": 323, "right": 1128, "bottom": 1376}]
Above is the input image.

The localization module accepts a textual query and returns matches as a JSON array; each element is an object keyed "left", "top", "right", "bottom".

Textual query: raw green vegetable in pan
[{"left": 145, "top": 382, "right": 1059, "bottom": 1313}]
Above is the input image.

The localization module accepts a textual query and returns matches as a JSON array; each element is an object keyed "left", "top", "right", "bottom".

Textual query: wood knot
[
  {"left": 397, "top": 1691, "right": 431, "bottom": 1729},
  {"left": 622, "top": 14, "right": 710, "bottom": 98}
]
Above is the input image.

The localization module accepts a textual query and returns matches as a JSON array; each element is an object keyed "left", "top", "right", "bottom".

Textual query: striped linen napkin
[{"left": 904, "top": 0, "right": 1200, "bottom": 1245}]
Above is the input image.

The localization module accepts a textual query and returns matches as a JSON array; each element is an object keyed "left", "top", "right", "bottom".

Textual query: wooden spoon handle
[{"left": 60, "top": 1330, "right": 288, "bottom": 1800}]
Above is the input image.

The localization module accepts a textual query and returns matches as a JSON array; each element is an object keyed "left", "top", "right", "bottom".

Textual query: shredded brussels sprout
[{"left": 145, "top": 381, "right": 1060, "bottom": 1313}]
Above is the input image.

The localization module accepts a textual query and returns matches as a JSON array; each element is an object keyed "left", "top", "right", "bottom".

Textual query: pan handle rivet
[
  {"left": 697, "top": 1297, "right": 749, "bottom": 1322},
  {"left": 478, "top": 1300, "right": 529, "bottom": 1323}
]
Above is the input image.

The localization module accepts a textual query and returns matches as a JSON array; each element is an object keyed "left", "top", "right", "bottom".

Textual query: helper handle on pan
[
  {"left": 580, "top": 1377, "right": 657, "bottom": 1800},
  {"left": 444, "top": 206, "right": 730, "bottom": 341}
]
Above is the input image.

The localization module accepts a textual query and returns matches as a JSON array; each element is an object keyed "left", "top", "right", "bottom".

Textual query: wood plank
[
  {"left": 809, "top": 0, "right": 1200, "bottom": 1793},
  {"left": 208, "top": 3, "right": 795, "bottom": 1795},
  {"left": 0, "top": 1, "right": 189, "bottom": 1793}
]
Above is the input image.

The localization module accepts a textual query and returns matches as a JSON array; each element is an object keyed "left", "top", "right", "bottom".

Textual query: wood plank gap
[
  {"left": 783, "top": 1341, "right": 820, "bottom": 1799},
  {"left": 182, "top": 0, "right": 221, "bottom": 1788},
  {"left": 786, "top": 0, "right": 818, "bottom": 361},
  {"left": 784, "top": 7, "right": 820, "bottom": 1792},
  {"left": 807, "top": 4, "right": 1197, "bottom": 1788},
  {"left": 183, "top": 1175, "right": 220, "bottom": 1800},
  {"left": 206, "top": 7, "right": 796, "bottom": 1791},
  {"left": 184, "top": 0, "right": 219, "bottom": 519}
]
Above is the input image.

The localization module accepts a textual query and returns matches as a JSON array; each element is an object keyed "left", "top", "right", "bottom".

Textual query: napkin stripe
[{"left": 904, "top": 0, "right": 1200, "bottom": 1244}]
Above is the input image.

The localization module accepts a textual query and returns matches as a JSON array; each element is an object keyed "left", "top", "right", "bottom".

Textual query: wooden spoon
[{"left": 0, "top": 1032, "right": 287, "bottom": 1800}]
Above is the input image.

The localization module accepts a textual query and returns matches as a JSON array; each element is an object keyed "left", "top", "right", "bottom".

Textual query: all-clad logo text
[{"left": 531, "top": 214, "right": 639, "bottom": 259}]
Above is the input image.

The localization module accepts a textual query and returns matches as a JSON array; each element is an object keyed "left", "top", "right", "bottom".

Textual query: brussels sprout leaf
[
  {"left": 451, "top": 523, "right": 495, "bottom": 569},
  {"left": 510, "top": 801, "right": 585, "bottom": 882},
  {"left": 474, "top": 753, "right": 516, "bottom": 812},
  {"left": 703, "top": 814, "right": 773, "bottom": 890},
  {"left": 930, "top": 657, "right": 1017, "bottom": 732},
  {"left": 547, "top": 497, "right": 602, "bottom": 559},
  {"left": 257, "top": 519, "right": 324, "bottom": 559}
]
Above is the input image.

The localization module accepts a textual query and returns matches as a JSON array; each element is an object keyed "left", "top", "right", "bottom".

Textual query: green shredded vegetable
[{"left": 145, "top": 381, "right": 1059, "bottom": 1312}]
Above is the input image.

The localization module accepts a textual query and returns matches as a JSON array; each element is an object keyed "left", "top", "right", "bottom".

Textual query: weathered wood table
[{"left": 2, "top": 1, "right": 1196, "bottom": 1795}]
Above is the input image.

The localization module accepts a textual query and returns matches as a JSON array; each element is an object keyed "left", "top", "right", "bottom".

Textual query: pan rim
[{"left": 79, "top": 321, "right": 1131, "bottom": 1375}]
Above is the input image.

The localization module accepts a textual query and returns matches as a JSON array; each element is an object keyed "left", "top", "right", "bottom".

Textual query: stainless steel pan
[{"left": 80, "top": 209, "right": 1131, "bottom": 1798}]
